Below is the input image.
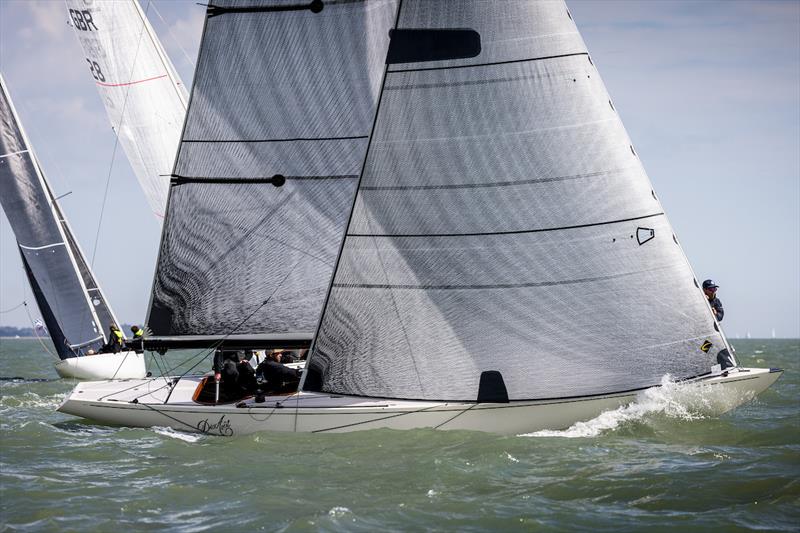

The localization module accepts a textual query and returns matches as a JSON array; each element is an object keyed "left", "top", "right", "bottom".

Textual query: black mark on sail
[
  {"left": 700, "top": 340, "right": 713, "bottom": 353},
  {"left": 207, "top": 0, "right": 323, "bottom": 18},
  {"left": 170, "top": 174, "right": 357, "bottom": 186},
  {"left": 636, "top": 227, "right": 655, "bottom": 245},
  {"left": 477, "top": 371, "right": 509, "bottom": 403},
  {"left": 386, "top": 29, "right": 481, "bottom": 64}
]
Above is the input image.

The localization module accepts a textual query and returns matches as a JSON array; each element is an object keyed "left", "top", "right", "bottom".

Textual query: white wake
[{"left": 521, "top": 375, "right": 751, "bottom": 438}]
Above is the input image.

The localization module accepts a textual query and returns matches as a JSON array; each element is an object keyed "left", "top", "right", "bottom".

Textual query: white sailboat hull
[
  {"left": 54, "top": 351, "right": 147, "bottom": 381},
  {"left": 57, "top": 367, "right": 782, "bottom": 436}
]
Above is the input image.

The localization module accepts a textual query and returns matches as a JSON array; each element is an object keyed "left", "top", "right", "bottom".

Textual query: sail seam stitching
[
  {"left": 360, "top": 167, "right": 635, "bottom": 191},
  {"left": 387, "top": 52, "right": 589, "bottom": 74},
  {"left": 181, "top": 135, "right": 369, "bottom": 143},
  {"left": 347, "top": 212, "right": 664, "bottom": 238},
  {"left": 331, "top": 268, "right": 660, "bottom": 291}
]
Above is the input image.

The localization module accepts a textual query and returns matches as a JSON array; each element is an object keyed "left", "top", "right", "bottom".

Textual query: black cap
[{"left": 702, "top": 279, "right": 719, "bottom": 290}]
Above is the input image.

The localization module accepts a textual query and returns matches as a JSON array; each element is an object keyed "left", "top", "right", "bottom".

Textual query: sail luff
[
  {"left": 131, "top": 0, "right": 189, "bottom": 110},
  {"left": 566, "top": 7, "right": 735, "bottom": 360},
  {"left": 142, "top": 5, "right": 209, "bottom": 338}
]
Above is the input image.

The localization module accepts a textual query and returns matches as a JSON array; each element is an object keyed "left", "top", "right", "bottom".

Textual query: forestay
[
  {"left": 146, "top": 0, "right": 399, "bottom": 343},
  {"left": 304, "top": 0, "right": 728, "bottom": 401},
  {"left": 0, "top": 76, "right": 119, "bottom": 359},
  {"left": 66, "top": 0, "right": 188, "bottom": 219}
]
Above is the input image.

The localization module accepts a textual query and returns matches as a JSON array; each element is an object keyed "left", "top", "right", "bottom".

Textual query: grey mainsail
[
  {"left": 0, "top": 75, "right": 121, "bottom": 359},
  {"left": 145, "top": 0, "right": 399, "bottom": 347},
  {"left": 303, "top": 0, "right": 728, "bottom": 400}
]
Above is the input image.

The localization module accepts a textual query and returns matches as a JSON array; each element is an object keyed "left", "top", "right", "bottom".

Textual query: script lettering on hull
[{"left": 196, "top": 415, "right": 234, "bottom": 436}]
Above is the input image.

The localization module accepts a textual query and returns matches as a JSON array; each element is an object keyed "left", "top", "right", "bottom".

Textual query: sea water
[{"left": 1, "top": 339, "right": 797, "bottom": 531}]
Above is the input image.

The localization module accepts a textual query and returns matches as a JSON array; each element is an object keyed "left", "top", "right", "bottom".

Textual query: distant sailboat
[
  {"left": 65, "top": 0, "right": 189, "bottom": 220},
  {"left": 0, "top": 75, "right": 146, "bottom": 380},
  {"left": 59, "top": 0, "right": 781, "bottom": 434}
]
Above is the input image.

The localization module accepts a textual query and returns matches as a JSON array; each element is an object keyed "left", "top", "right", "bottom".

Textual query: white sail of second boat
[{"left": 65, "top": 0, "right": 188, "bottom": 220}]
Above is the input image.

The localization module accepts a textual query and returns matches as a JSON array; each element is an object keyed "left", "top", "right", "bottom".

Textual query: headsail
[
  {"left": 304, "top": 0, "right": 728, "bottom": 401},
  {"left": 0, "top": 75, "right": 121, "bottom": 359},
  {"left": 65, "top": 0, "right": 188, "bottom": 219},
  {"left": 144, "top": 0, "right": 399, "bottom": 348}
]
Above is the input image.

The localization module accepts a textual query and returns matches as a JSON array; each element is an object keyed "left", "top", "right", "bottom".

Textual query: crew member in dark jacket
[
  {"left": 703, "top": 279, "right": 724, "bottom": 321},
  {"left": 256, "top": 350, "right": 301, "bottom": 393},
  {"left": 213, "top": 350, "right": 257, "bottom": 397}
]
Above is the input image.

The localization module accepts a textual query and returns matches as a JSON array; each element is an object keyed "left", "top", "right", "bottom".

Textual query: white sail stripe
[
  {"left": 18, "top": 242, "right": 67, "bottom": 251},
  {"left": 68, "top": 335, "right": 104, "bottom": 349},
  {"left": 0, "top": 149, "right": 29, "bottom": 159}
]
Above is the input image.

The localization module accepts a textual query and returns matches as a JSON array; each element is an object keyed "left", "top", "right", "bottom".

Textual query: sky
[{"left": 0, "top": 0, "right": 798, "bottom": 339}]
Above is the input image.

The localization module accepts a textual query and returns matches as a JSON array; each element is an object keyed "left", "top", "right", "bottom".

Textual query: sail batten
[
  {"left": 303, "top": 0, "right": 726, "bottom": 401},
  {"left": 146, "top": 0, "right": 400, "bottom": 342}
]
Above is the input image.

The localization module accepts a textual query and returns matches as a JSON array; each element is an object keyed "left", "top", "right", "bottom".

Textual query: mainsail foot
[{"left": 57, "top": 367, "right": 782, "bottom": 436}]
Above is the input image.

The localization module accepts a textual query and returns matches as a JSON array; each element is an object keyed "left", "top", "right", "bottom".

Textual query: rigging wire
[
  {"left": 90, "top": 1, "right": 153, "bottom": 267},
  {"left": 0, "top": 301, "right": 26, "bottom": 314},
  {"left": 22, "top": 302, "right": 57, "bottom": 360},
  {"left": 150, "top": 1, "right": 197, "bottom": 69}
]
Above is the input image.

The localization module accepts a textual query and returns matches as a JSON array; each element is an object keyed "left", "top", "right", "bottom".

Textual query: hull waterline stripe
[
  {"left": 348, "top": 212, "right": 664, "bottom": 238},
  {"left": 387, "top": 52, "right": 589, "bottom": 74}
]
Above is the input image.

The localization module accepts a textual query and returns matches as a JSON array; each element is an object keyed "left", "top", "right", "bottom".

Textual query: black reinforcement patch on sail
[
  {"left": 477, "top": 371, "right": 509, "bottom": 403},
  {"left": 386, "top": 29, "right": 481, "bottom": 64}
]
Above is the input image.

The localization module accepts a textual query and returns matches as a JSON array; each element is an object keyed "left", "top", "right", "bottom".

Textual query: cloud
[{"left": 18, "top": 1, "right": 72, "bottom": 43}]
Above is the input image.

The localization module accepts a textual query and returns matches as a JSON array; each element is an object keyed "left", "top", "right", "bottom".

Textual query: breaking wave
[
  {"left": 0, "top": 391, "right": 63, "bottom": 410},
  {"left": 522, "top": 374, "right": 754, "bottom": 438},
  {"left": 152, "top": 426, "right": 204, "bottom": 443}
]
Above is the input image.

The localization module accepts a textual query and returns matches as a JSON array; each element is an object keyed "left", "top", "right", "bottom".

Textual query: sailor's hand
[{"left": 215, "top": 373, "right": 221, "bottom": 382}]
